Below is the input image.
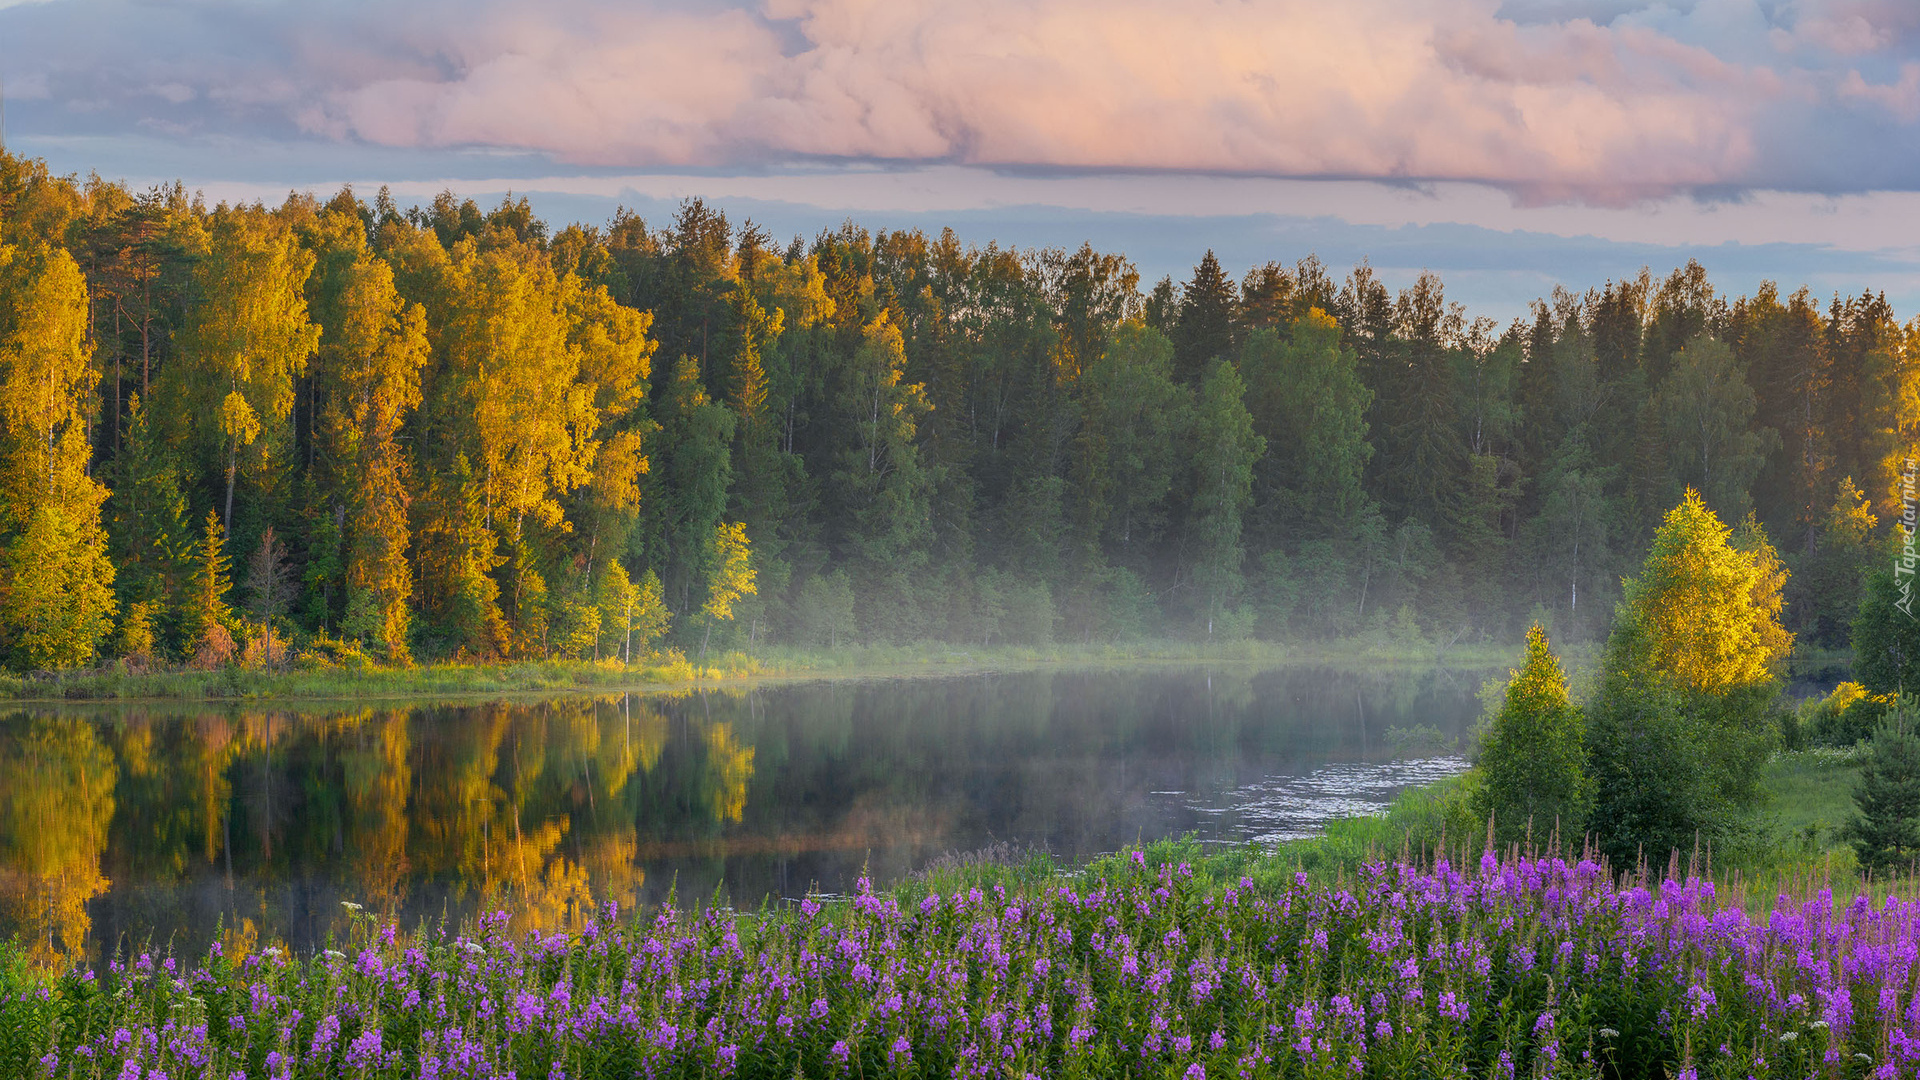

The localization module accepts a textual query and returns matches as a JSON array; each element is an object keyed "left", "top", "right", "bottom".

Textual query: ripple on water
[{"left": 1165, "top": 756, "right": 1470, "bottom": 845}]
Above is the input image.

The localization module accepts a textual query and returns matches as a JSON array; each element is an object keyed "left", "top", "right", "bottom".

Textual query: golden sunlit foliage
[
  {"left": 0, "top": 153, "right": 1901, "bottom": 670},
  {"left": 1614, "top": 489, "right": 1792, "bottom": 695}
]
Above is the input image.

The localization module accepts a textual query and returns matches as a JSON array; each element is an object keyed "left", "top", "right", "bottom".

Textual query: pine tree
[
  {"left": 106, "top": 394, "right": 192, "bottom": 620},
  {"left": 1847, "top": 701, "right": 1920, "bottom": 872}
]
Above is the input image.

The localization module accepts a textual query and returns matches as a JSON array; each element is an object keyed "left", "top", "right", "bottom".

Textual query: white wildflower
[
  {"left": 340, "top": 901, "right": 364, "bottom": 913},
  {"left": 1598, "top": 1028, "right": 1620, "bottom": 1039},
  {"left": 1780, "top": 1031, "right": 1798, "bottom": 1042}
]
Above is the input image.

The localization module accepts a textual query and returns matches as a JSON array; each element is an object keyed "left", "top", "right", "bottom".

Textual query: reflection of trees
[
  {"left": 0, "top": 717, "right": 116, "bottom": 969},
  {"left": 703, "top": 723, "right": 754, "bottom": 824},
  {"left": 0, "top": 671, "right": 1496, "bottom": 958},
  {"left": 342, "top": 710, "right": 411, "bottom": 908}
]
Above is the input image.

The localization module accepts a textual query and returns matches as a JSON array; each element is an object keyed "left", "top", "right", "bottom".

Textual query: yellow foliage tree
[
  {"left": 1614, "top": 488, "right": 1792, "bottom": 694},
  {"left": 0, "top": 243, "right": 117, "bottom": 667},
  {"left": 313, "top": 243, "right": 430, "bottom": 662},
  {"left": 699, "top": 521, "right": 755, "bottom": 665},
  {"left": 173, "top": 207, "right": 320, "bottom": 534}
]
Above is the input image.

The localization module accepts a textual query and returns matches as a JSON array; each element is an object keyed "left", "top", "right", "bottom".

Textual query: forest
[{"left": 0, "top": 150, "right": 1910, "bottom": 670}]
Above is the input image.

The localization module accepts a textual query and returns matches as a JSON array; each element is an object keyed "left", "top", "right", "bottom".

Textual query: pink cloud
[{"left": 11, "top": 0, "right": 1920, "bottom": 202}]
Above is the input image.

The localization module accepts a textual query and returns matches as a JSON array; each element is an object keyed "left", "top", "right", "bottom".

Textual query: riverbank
[
  {"left": 1232, "top": 743, "right": 1875, "bottom": 912},
  {"left": 0, "top": 636, "right": 1528, "bottom": 704}
]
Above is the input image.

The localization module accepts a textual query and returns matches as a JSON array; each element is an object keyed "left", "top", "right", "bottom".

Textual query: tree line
[{"left": 0, "top": 150, "right": 1911, "bottom": 669}]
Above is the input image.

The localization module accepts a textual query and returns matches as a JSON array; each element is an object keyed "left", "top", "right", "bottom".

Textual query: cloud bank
[{"left": 5, "top": 0, "right": 1919, "bottom": 203}]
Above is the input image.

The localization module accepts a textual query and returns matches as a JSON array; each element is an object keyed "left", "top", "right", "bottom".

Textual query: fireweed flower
[{"left": 20, "top": 851, "right": 1920, "bottom": 1080}]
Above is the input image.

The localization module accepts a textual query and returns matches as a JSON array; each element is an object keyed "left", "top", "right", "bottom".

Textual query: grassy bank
[
  {"left": 0, "top": 635, "right": 1526, "bottom": 703},
  {"left": 1191, "top": 745, "right": 1878, "bottom": 910}
]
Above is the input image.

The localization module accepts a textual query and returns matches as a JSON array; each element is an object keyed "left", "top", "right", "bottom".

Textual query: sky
[{"left": 4, "top": 0, "right": 1919, "bottom": 323}]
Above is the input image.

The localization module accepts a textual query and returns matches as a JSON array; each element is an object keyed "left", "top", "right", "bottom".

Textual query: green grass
[
  {"left": 0, "top": 635, "right": 1527, "bottom": 703},
  {"left": 0, "top": 651, "right": 778, "bottom": 703},
  {"left": 896, "top": 747, "right": 1884, "bottom": 914}
]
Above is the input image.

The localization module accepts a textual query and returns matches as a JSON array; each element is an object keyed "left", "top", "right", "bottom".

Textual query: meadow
[{"left": 7, "top": 840, "right": 1919, "bottom": 1080}]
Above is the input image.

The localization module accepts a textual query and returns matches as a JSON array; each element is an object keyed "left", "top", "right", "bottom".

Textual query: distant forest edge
[{"left": 0, "top": 151, "right": 1907, "bottom": 672}]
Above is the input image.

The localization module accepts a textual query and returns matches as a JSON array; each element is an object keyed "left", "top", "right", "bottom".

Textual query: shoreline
[{"left": 0, "top": 637, "right": 1535, "bottom": 706}]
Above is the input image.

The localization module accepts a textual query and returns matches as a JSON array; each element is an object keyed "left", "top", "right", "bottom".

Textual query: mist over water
[{"left": 0, "top": 665, "right": 1487, "bottom": 965}]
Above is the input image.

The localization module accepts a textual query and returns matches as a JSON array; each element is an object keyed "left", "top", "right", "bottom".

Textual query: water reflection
[{"left": 0, "top": 665, "right": 1486, "bottom": 967}]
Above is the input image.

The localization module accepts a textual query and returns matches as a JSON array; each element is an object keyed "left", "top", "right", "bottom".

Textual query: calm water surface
[{"left": 0, "top": 665, "right": 1487, "bottom": 965}]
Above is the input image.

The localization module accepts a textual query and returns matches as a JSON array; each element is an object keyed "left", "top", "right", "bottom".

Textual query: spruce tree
[
  {"left": 186, "top": 509, "right": 235, "bottom": 662},
  {"left": 1475, "top": 624, "right": 1589, "bottom": 846},
  {"left": 1173, "top": 251, "right": 1235, "bottom": 385},
  {"left": 1848, "top": 701, "right": 1920, "bottom": 872}
]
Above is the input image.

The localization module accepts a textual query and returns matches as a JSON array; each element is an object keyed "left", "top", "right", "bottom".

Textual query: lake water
[{"left": 0, "top": 664, "right": 1489, "bottom": 966}]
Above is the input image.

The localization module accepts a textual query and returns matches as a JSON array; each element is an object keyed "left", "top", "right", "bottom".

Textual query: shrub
[{"left": 1803, "top": 681, "right": 1894, "bottom": 747}]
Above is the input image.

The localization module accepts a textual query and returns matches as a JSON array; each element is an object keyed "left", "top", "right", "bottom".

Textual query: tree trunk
[{"left": 224, "top": 442, "right": 237, "bottom": 538}]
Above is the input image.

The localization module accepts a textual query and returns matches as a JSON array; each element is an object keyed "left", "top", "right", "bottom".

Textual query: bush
[{"left": 1803, "top": 681, "right": 1893, "bottom": 747}]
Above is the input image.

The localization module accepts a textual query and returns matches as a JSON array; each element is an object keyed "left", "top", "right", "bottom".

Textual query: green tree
[
  {"left": 793, "top": 570, "right": 856, "bottom": 648},
  {"left": 1652, "top": 336, "right": 1778, "bottom": 521},
  {"left": 840, "top": 314, "right": 934, "bottom": 566},
  {"left": 1856, "top": 564, "right": 1920, "bottom": 696},
  {"left": 1474, "top": 625, "right": 1590, "bottom": 845},
  {"left": 1845, "top": 699, "right": 1920, "bottom": 872},
  {"left": 184, "top": 509, "right": 235, "bottom": 663},
  {"left": 106, "top": 395, "right": 192, "bottom": 628},
  {"left": 645, "top": 356, "right": 735, "bottom": 617},
  {"left": 1188, "top": 358, "right": 1265, "bottom": 636},
  {"left": 1173, "top": 250, "right": 1235, "bottom": 385},
  {"left": 1071, "top": 323, "right": 1190, "bottom": 566},
  {"left": 1240, "top": 310, "right": 1373, "bottom": 546},
  {"left": 1788, "top": 478, "right": 1880, "bottom": 647},
  {"left": 1586, "top": 489, "right": 1792, "bottom": 863}
]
